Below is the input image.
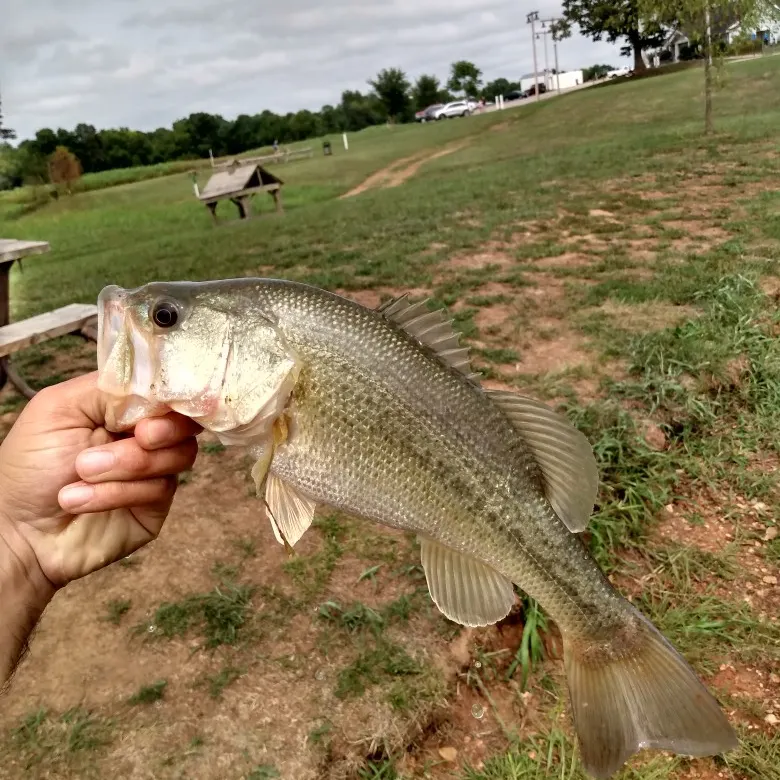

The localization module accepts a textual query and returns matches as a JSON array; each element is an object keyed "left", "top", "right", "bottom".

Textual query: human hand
[{"left": 0, "top": 372, "right": 200, "bottom": 591}]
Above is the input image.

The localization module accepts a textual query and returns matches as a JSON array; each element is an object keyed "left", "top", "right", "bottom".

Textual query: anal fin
[{"left": 419, "top": 537, "right": 516, "bottom": 627}]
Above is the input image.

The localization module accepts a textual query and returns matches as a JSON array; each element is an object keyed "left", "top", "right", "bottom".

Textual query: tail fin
[{"left": 563, "top": 609, "right": 739, "bottom": 779}]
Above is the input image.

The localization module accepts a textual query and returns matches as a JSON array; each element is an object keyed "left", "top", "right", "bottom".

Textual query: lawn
[{"left": 0, "top": 57, "right": 779, "bottom": 780}]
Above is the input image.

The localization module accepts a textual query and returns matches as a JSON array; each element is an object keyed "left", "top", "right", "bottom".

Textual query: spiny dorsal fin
[
  {"left": 376, "top": 294, "right": 478, "bottom": 379},
  {"left": 419, "top": 536, "right": 516, "bottom": 627},
  {"left": 486, "top": 390, "right": 599, "bottom": 533}
]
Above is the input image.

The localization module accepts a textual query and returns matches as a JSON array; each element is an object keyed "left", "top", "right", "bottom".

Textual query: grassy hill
[{"left": 0, "top": 56, "right": 778, "bottom": 780}]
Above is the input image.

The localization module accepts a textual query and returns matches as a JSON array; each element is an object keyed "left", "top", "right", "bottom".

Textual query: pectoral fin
[
  {"left": 486, "top": 390, "right": 599, "bottom": 533},
  {"left": 419, "top": 537, "right": 516, "bottom": 627},
  {"left": 249, "top": 414, "right": 314, "bottom": 549},
  {"left": 265, "top": 474, "right": 317, "bottom": 548}
]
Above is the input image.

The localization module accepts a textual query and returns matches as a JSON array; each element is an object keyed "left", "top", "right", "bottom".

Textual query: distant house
[{"left": 661, "top": 7, "right": 780, "bottom": 62}]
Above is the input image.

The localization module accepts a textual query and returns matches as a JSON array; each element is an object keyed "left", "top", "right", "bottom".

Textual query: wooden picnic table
[
  {"left": 0, "top": 240, "right": 99, "bottom": 399},
  {"left": 0, "top": 240, "right": 51, "bottom": 393}
]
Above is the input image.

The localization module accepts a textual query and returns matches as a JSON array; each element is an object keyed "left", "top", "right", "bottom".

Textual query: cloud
[{"left": 3, "top": 0, "right": 625, "bottom": 141}]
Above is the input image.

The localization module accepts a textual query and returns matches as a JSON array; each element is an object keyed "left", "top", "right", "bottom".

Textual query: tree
[
  {"left": 0, "top": 93, "right": 15, "bottom": 141},
  {"left": 48, "top": 146, "right": 82, "bottom": 194},
  {"left": 582, "top": 63, "right": 616, "bottom": 80},
  {"left": 447, "top": 60, "right": 483, "bottom": 99},
  {"left": 369, "top": 68, "right": 412, "bottom": 122},
  {"left": 412, "top": 74, "right": 441, "bottom": 111},
  {"left": 483, "top": 78, "right": 519, "bottom": 102},
  {"left": 558, "top": 0, "right": 669, "bottom": 72},
  {"left": 640, "top": 0, "right": 777, "bottom": 133}
]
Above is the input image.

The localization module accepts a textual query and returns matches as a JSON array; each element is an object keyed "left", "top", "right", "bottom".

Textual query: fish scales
[{"left": 264, "top": 283, "right": 623, "bottom": 636}]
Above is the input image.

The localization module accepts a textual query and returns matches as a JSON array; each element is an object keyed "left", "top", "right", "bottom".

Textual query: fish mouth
[{"left": 96, "top": 284, "right": 170, "bottom": 432}]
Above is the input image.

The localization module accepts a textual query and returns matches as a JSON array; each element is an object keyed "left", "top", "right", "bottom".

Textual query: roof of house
[{"left": 198, "top": 163, "right": 282, "bottom": 201}]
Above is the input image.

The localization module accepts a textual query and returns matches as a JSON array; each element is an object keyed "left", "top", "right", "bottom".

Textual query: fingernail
[
  {"left": 78, "top": 449, "right": 116, "bottom": 477},
  {"left": 145, "top": 417, "right": 175, "bottom": 447},
  {"left": 60, "top": 484, "right": 95, "bottom": 511}
]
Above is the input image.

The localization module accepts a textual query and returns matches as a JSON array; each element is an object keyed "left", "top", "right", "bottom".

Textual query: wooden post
[
  {"left": 272, "top": 188, "right": 283, "bottom": 214},
  {"left": 0, "top": 261, "right": 10, "bottom": 392}
]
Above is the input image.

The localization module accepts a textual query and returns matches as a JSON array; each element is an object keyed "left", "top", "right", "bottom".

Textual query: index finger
[{"left": 134, "top": 412, "right": 203, "bottom": 451}]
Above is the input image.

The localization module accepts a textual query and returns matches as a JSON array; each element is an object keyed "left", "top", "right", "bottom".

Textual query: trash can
[{"left": 323, "top": 140, "right": 332, "bottom": 156}]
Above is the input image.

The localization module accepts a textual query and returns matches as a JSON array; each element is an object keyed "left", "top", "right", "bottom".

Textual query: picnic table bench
[{"left": 0, "top": 240, "right": 98, "bottom": 399}]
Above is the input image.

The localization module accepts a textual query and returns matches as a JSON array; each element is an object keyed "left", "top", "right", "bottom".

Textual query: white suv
[{"left": 433, "top": 100, "right": 475, "bottom": 119}]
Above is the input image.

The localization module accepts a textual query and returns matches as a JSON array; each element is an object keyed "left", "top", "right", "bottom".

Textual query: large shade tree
[{"left": 557, "top": 0, "right": 669, "bottom": 71}]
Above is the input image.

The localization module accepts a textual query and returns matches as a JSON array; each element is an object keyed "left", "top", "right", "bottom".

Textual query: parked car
[
  {"left": 415, "top": 104, "right": 443, "bottom": 122},
  {"left": 523, "top": 83, "right": 547, "bottom": 97},
  {"left": 433, "top": 100, "right": 474, "bottom": 119},
  {"left": 504, "top": 90, "right": 524, "bottom": 101}
]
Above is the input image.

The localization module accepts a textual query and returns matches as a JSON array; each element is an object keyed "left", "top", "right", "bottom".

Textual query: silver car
[{"left": 433, "top": 100, "right": 474, "bottom": 119}]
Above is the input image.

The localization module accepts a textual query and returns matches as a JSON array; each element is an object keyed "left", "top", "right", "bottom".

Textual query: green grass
[
  {"left": 102, "top": 598, "right": 131, "bottom": 625},
  {"left": 335, "top": 641, "right": 422, "bottom": 700},
  {"left": 9, "top": 707, "right": 113, "bottom": 770},
  {"left": 206, "top": 664, "right": 244, "bottom": 699},
  {"left": 128, "top": 680, "right": 168, "bottom": 705},
  {"left": 136, "top": 580, "right": 255, "bottom": 648}
]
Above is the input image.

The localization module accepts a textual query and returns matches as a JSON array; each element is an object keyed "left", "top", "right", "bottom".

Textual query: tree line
[{"left": 0, "top": 61, "right": 535, "bottom": 188}]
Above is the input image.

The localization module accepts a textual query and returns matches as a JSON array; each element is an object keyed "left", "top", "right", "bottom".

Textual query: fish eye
[{"left": 151, "top": 300, "right": 179, "bottom": 329}]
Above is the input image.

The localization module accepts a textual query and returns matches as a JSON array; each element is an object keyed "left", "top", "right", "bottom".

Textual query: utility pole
[
  {"left": 537, "top": 16, "right": 564, "bottom": 95},
  {"left": 527, "top": 11, "right": 540, "bottom": 102},
  {"left": 540, "top": 25, "right": 550, "bottom": 91}
]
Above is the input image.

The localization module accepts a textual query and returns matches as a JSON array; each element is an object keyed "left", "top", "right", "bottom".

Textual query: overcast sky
[{"left": 2, "top": 0, "right": 625, "bottom": 141}]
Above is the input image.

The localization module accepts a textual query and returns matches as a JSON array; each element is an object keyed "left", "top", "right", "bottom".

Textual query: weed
[
  {"left": 138, "top": 582, "right": 255, "bottom": 648},
  {"left": 335, "top": 641, "right": 421, "bottom": 699},
  {"left": 318, "top": 600, "right": 384, "bottom": 634},
  {"left": 233, "top": 537, "right": 258, "bottom": 558},
  {"left": 506, "top": 596, "right": 548, "bottom": 690},
  {"left": 247, "top": 764, "right": 280, "bottom": 779},
  {"left": 128, "top": 680, "right": 167, "bottom": 705},
  {"left": 61, "top": 708, "right": 111, "bottom": 753},
  {"left": 207, "top": 665, "right": 244, "bottom": 698},
  {"left": 307, "top": 720, "right": 332, "bottom": 745},
  {"left": 103, "top": 598, "right": 131, "bottom": 625},
  {"left": 358, "top": 756, "right": 398, "bottom": 779}
]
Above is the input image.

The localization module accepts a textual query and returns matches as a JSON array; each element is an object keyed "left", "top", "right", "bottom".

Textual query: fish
[{"left": 96, "top": 278, "right": 739, "bottom": 778}]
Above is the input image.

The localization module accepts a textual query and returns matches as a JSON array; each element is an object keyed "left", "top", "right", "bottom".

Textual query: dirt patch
[
  {"left": 340, "top": 151, "right": 428, "bottom": 198},
  {"left": 385, "top": 141, "right": 470, "bottom": 188},
  {"left": 597, "top": 300, "right": 700, "bottom": 332},
  {"left": 534, "top": 252, "right": 594, "bottom": 270},
  {"left": 448, "top": 250, "right": 514, "bottom": 271},
  {"left": 516, "top": 328, "right": 593, "bottom": 377},
  {"left": 342, "top": 141, "right": 470, "bottom": 198}
]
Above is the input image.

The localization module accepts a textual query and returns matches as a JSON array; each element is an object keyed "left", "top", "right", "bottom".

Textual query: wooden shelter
[{"left": 198, "top": 161, "right": 284, "bottom": 223}]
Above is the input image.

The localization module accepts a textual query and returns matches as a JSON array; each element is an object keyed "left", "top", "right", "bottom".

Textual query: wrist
[{"left": 0, "top": 509, "right": 56, "bottom": 687}]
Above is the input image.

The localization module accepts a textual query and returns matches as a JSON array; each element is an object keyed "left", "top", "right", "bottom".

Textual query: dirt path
[{"left": 341, "top": 140, "right": 470, "bottom": 198}]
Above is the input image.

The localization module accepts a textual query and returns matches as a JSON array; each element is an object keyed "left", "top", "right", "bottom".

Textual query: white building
[{"left": 519, "top": 69, "right": 584, "bottom": 93}]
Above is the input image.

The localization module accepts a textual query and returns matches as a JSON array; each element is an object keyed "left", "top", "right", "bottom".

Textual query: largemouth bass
[{"left": 96, "top": 278, "right": 738, "bottom": 778}]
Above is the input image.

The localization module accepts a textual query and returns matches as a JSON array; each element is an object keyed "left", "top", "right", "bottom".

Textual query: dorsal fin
[
  {"left": 376, "top": 294, "right": 479, "bottom": 380},
  {"left": 486, "top": 390, "right": 599, "bottom": 533}
]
